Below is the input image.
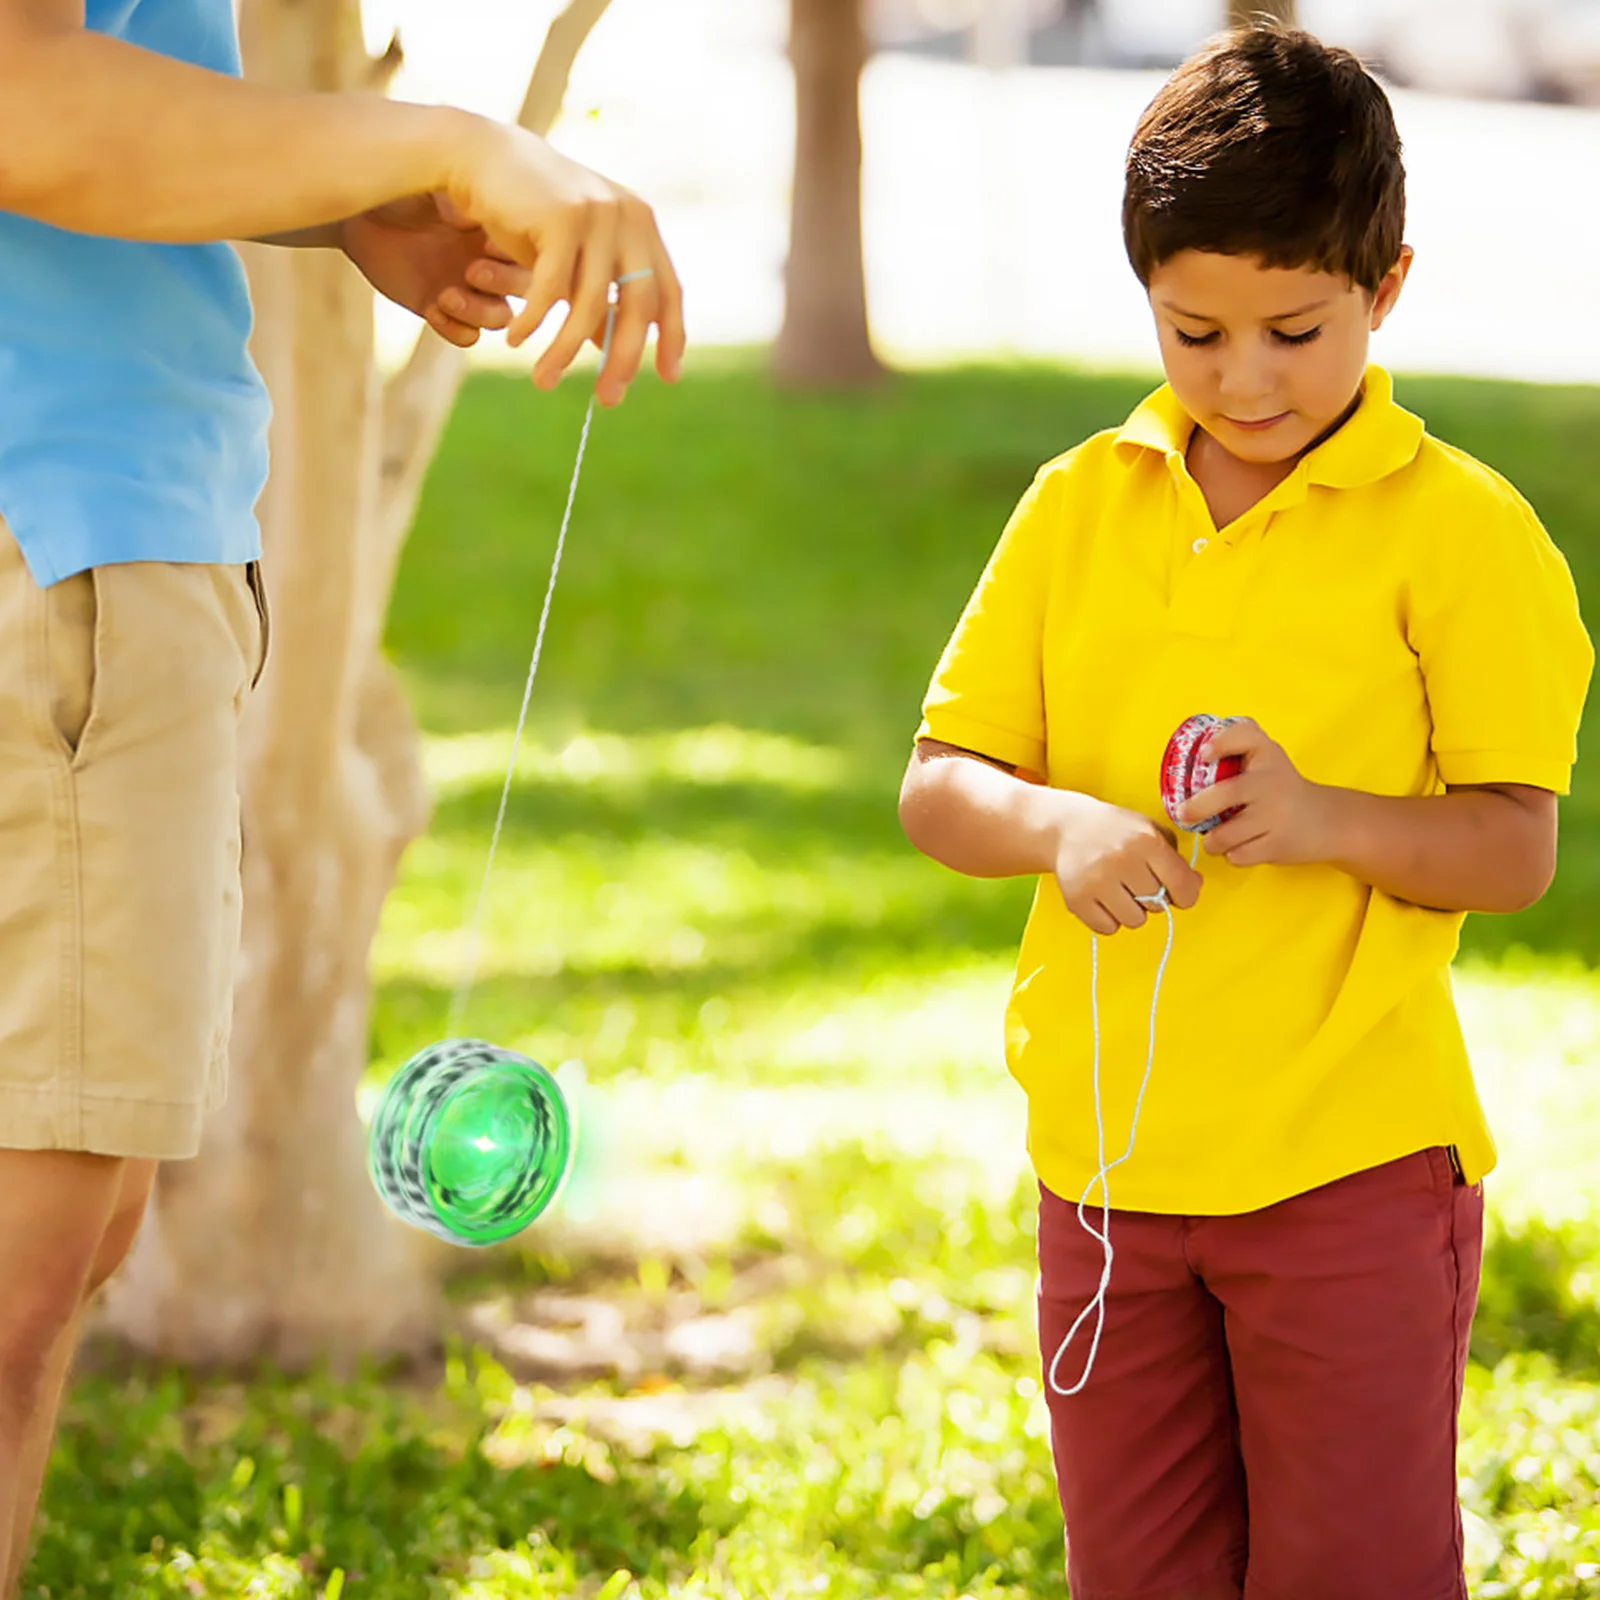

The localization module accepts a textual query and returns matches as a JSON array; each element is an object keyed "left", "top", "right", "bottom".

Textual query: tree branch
[{"left": 374, "top": 0, "right": 615, "bottom": 575}]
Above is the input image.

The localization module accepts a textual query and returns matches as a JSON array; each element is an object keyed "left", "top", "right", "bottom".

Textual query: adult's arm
[
  {"left": 0, "top": 0, "right": 685, "bottom": 389},
  {"left": 0, "top": 0, "right": 476, "bottom": 244}
]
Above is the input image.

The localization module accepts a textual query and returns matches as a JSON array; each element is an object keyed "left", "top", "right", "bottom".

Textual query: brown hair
[{"left": 1123, "top": 24, "right": 1405, "bottom": 293}]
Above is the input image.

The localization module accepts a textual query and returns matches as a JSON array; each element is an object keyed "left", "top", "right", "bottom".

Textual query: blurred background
[
  {"left": 369, "top": 0, "right": 1600, "bottom": 382},
  {"left": 45, "top": 4, "right": 1600, "bottom": 1598}
]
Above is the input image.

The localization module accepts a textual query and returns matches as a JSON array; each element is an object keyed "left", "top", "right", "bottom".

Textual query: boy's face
[{"left": 1145, "top": 249, "right": 1412, "bottom": 465}]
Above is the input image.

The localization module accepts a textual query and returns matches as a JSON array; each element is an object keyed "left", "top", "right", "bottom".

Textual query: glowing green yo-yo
[{"left": 367, "top": 1039, "right": 576, "bottom": 1247}]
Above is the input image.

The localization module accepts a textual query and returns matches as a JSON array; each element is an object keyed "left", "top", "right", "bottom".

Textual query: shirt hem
[
  {"left": 1434, "top": 749, "right": 1573, "bottom": 795},
  {"left": 1027, "top": 1123, "right": 1499, "bottom": 1218},
  {"left": 0, "top": 492, "right": 262, "bottom": 589},
  {"left": 917, "top": 709, "right": 1045, "bottom": 773}
]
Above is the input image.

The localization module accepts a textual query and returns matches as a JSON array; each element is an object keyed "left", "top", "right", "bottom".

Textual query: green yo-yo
[{"left": 367, "top": 1039, "right": 576, "bottom": 1247}]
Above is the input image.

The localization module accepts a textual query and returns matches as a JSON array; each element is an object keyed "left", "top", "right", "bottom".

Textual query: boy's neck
[{"left": 1185, "top": 385, "right": 1365, "bottom": 532}]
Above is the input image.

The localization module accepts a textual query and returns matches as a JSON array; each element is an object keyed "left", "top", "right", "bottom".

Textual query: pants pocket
[
  {"left": 44, "top": 568, "right": 101, "bottom": 762},
  {"left": 244, "top": 560, "right": 271, "bottom": 688}
]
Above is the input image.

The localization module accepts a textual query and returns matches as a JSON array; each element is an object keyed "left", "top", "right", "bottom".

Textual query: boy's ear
[{"left": 1370, "top": 245, "right": 1414, "bottom": 331}]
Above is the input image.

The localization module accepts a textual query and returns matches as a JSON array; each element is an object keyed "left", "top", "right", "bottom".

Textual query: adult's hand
[
  {"left": 340, "top": 193, "right": 521, "bottom": 350},
  {"left": 441, "top": 121, "right": 684, "bottom": 406}
]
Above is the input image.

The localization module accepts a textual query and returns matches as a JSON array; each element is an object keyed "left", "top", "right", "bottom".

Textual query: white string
[
  {"left": 447, "top": 301, "right": 620, "bottom": 1037},
  {"left": 1047, "top": 832, "right": 1201, "bottom": 1397}
]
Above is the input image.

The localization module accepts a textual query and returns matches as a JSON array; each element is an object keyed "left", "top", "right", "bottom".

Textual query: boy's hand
[
  {"left": 443, "top": 119, "right": 685, "bottom": 406},
  {"left": 1177, "top": 718, "right": 1338, "bottom": 866},
  {"left": 341, "top": 193, "right": 526, "bottom": 350},
  {"left": 1053, "top": 795, "right": 1203, "bottom": 935}
]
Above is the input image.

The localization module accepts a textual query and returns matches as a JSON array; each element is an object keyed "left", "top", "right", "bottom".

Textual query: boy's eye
[
  {"left": 1173, "top": 328, "right": 1219, "bottom": 348},
  {"left": 1272, "top": 326, "right": 1323, "bottom": 346}
]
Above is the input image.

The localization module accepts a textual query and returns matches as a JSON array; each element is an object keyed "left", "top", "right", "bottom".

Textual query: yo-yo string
[
  {"left": 1047, "top": 829, "right": 1202, "bottom": 1398},
  {"left": 447, "top": 299, "right": 621, "bottom": 1037}
]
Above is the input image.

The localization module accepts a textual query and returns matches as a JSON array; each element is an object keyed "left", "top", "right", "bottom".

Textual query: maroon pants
[{"left": 1036, "top": 1149, "right": 1484, "bottom": 1600}]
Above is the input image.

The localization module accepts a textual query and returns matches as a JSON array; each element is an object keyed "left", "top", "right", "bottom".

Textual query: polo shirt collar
[{"left": 1113, "top": 365, "right": 1425, "bottom": 490}]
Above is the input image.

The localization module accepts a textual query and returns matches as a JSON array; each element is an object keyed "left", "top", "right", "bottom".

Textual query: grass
[{"left": 33, "top": 356, "right": 1600, "bottom": 1598}]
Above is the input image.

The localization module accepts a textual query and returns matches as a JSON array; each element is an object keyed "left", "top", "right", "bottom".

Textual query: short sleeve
[
  {"left": 1409, "top": 492, "right": 1593, "bottom": 794},
  {"left": 916, "top": 466, "right": 1059, "bottom": 773}
]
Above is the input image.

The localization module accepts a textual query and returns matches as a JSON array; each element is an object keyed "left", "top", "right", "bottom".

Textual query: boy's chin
[{"left": 1207, "top": 414, "right": 1316, "bottom": 465}]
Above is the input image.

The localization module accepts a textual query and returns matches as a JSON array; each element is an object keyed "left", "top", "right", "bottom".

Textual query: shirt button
[{"left": 1192, "top": 537, "right": 1209, "bottom": 553}]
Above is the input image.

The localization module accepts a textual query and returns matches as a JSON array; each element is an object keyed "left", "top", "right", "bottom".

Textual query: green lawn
[{"left": 38, "top": 358, "right": 1600, "bottom": 1599}]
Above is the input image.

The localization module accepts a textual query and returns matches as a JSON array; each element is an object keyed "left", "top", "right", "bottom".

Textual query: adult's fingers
[
  {"left": 650, "top": 235, "right": 686, "bottom": 383},
  {"left": 507, "top": 227, "right": 579, "bottom": 349},
  {"left": 593, "top": 268, "right": 657, "bottom": 407},
  {"left": 532, "top": 202, "right": 620, "bottom": 389}
]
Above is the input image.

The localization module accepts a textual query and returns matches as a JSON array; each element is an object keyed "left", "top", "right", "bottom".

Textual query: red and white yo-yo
[{"left": 1161, "top": 714, "right": 1244, "bottom": 834}]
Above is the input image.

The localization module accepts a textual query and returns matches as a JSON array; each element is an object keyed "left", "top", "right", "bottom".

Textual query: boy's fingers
[
  {"left": 1102, "top": 885, "right": 1149, "bottom": 930},
  {"left": 467, "top": 258, "right": 533, "bottom": 298},
  {"left": 1177, "top": 774, "right": 1248, "bottom": 826},
  {"left": 1064, "top": 889, "right": 1119, "bottom": 936},
  {"left": 439, "top": 288, "right": 514, "bottom": 331},
  {"left": 1200, "top": 717, "right": 1263, "bottom": 762},
  {"left": 1204, "top": 812, "right": 1267, "bottom": 858},
  {"left": 424, "top": 305, "right": 482, "bottom": 349},
  {"left": 1153, "top": 854, "right": 1203, "bottom": 910}
]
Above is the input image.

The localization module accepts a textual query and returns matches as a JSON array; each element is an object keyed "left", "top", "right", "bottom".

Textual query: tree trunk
[
  {"left": 773, "top": 0, "right": 884, "bottom": 388},
  {"left": 1227, "top": 0, "right": 1297, "bottom": 25},
  {"left": 99, "top": 0, "right": 612, "bottom": 1369}
]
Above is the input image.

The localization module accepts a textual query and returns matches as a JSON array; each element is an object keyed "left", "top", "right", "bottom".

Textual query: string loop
[{"left": 1046, "top": 834, "right": 1200, "bottom": 1397}]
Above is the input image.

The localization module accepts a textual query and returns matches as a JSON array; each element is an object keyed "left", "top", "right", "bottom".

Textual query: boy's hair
[{"left": 1123, "top": 24, "right": 1405, "bottom": 294}]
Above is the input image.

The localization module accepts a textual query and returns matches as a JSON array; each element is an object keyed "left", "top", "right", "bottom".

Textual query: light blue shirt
[{"left": 0, "top": 0, "right": 272, "bottom": 587}]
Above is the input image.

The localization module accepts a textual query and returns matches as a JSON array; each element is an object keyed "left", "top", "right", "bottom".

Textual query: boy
[
  {"left": 0, "top": 0, "right": 683, "bottom": 1587},
  {"left": 899, "top": 24, "right": 1591, "bottom": 1600}
]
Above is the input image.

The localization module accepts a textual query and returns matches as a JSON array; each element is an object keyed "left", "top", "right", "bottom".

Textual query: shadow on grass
[
  {"left": 38, "top": 1358, "right": 721, "bottom": 1600},
  {"left": 1472, "top": 1216, "right": 1600, "bottom": 1379}
]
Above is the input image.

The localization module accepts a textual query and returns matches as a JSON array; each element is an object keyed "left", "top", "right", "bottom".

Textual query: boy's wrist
[
  {"left": 1312, "top": 783, "right": 1369, "bottom": 875},
  {"left": 1034, "top": 786, "right": 1117, "bottom": 874}
]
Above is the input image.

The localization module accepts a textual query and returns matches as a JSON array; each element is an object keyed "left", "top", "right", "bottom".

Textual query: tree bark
[
  {"left": 1227, "top": 0, "right": 1297, "bottom": 25},
  {"left": 100, "top": 0, "right": 612, "bottom": 1368},
  {"left": 773, "top": 0, "right": 884, "bottom": 388}
]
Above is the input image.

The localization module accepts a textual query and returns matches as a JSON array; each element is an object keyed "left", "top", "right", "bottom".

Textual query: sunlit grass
[{"left": 37, "top": 360, "right": 1600, "bottom": 1597}]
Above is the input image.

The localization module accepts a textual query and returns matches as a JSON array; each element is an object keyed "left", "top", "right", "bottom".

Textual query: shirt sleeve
[
  {"left": 1409, "top": 490, "right": 1593, "bottom": 795},
  {"left": 916, "top": 465, "right": 1060, "bottom": 773}
]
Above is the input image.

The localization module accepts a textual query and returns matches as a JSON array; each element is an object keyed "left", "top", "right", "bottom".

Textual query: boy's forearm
[
  {"left": 899, "top": 742, "right": 1076, "bottom": 880},
  {"left": 0, "top": 32, "right": 479, "bottom": 243},
  {"left": 1318, "top": 784, "right": 1556, "bottom": 914}
]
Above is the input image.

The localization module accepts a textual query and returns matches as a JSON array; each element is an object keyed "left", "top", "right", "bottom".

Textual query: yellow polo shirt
[{"left": 919, "top": 367, "right": 1592, "bottom": 1214}]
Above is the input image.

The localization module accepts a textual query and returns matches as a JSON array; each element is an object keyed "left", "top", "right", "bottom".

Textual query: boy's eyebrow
[{"left": 1159, "top": 299, "right": 1333, "bottom": 322}]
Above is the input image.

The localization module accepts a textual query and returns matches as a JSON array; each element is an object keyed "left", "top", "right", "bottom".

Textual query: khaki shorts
[{"left": 0, "top": 516, "right": 268, "bottom": 1160}]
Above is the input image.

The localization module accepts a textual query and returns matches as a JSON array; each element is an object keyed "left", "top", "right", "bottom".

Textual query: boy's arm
[
  {"left": 1320, "top": 784, "right": 1555, "bottom": 915},
  {"left": 1178, "top": 720, "right": 1557, "bottom": 914},
  {"left": 900, "top": 740, "right": 1204, "bottom": 934},
  {"left": 899, "top": 740, "right": 1069, "bottom": 879}
]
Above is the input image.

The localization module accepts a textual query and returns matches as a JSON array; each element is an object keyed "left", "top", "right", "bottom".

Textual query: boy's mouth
[{"left": 1224, "top": 412, "right": 1292, "bottom": 433}]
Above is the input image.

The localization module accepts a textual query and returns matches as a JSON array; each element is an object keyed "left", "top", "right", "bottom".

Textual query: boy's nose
[{"left": 1218, "top": 358, "right": 1277, "bottom": 414}]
